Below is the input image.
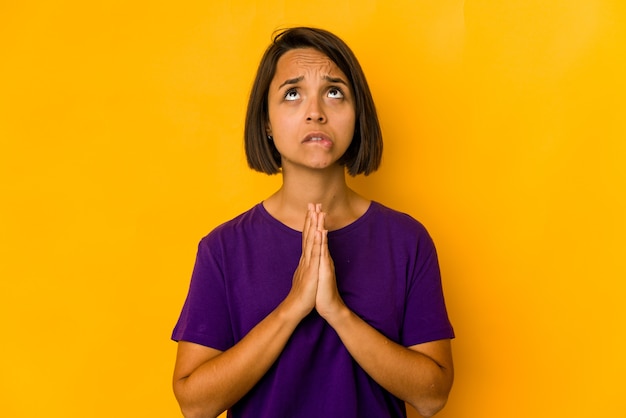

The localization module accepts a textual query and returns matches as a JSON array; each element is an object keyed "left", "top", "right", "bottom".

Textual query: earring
[{"left": 267, "top": 134, "right": 273, "bottom": 141}]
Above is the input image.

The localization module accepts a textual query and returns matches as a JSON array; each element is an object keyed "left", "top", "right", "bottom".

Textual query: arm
[
  {"left": 173, "top": 206, "right": 323, "bottom": 418},
  {"left": 173, "top": 302, "right": 302, "bottom": 418},
  {"left": 315, "top": 212, "right": 453, "bottom": 417},
  {"left": 323, "top": 308, "right": 453, "bottom": 417}
]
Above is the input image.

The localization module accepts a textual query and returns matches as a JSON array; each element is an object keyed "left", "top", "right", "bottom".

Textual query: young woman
[{"left": 172, "top": 27, "right": 454, "bottom": 418}]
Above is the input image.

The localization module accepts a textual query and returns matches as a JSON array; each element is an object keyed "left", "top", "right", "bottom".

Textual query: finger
[
  {"left": 320, "top": 229, "right": 336, "bottom": 285},
  {"left": 310, "top": 227, "right": 323, "bottom": 266},
  {"left": 316, "top": 209, "right": 325, "bottom": 232},
  {"left": 301, "top": 204, "right": 313, "bottom": 245},
  {"left": 302, "top": 206, "right": 318, "bottom": 263},
  {"left": 320, "top": 227, "right": 328, "bottom": 259}
]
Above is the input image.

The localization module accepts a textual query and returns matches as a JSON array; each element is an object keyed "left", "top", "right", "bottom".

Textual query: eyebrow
[
  {"left": 278, "top": 76, "right": 304, "bottom": 90},
  {"left": 277, "top": 75, "right": 349, "bottom": 90},
  {"left": 323, "top": 75, "right": 348, "bottom": 86}
]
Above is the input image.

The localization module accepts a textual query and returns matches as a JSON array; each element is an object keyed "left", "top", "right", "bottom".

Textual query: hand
[
  {"left": 285, "top": 204, "right": 322, "bottom": 320},
  {"left": 314, "top": 206, "right": 346, "bottom": 320}
]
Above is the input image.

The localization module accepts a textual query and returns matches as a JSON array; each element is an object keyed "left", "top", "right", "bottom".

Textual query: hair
[{"left": 244, "top": 27, "right": 383, "bottom": 176}]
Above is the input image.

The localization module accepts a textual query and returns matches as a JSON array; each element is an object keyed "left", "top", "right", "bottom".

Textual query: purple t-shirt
[{"left": 172, "top": 201, "right": 454, "bottom": 418}]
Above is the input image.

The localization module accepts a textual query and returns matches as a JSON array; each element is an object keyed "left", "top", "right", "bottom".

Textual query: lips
[{"left": 302, "top": 132, "right": 333, "bottom": 146}]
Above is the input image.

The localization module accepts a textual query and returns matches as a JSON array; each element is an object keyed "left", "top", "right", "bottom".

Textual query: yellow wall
[{"left": 1, "top": 1, "right": 625, "bottom": 417}]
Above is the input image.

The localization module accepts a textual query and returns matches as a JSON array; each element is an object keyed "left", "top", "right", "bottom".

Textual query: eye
[
  {"left": 327, "top": 87, "right": 344, "bottom": 99},
  {"left": 284, "top": 88, "right": 300, "bottom": 101}
]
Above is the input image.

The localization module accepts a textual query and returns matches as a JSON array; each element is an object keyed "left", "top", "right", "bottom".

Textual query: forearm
[
  {"left": 326, "top": 307, "right": 453, "bottom": 417},
  {"left": 174, "top": 300, "right": 303, "bottom": 418}
]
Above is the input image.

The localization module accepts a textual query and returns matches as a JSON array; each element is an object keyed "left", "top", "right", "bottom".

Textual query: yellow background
[{"left": 1, "top": 1, "right": 625, "bottom": 417}]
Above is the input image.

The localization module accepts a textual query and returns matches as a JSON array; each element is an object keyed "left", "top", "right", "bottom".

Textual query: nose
[{"left": 306, "top": 96, "right": 326, "bottom": 123}]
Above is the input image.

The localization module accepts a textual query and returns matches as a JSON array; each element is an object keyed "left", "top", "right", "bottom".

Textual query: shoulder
[
  {"left": 369, "top": 201, "right": 431, "bottom": 236},
  {"left": 365, "top": 202, "right": 438, "bottom": 256},
  {"left": 197, "top": 203, "right": 265, "bottom": 250},
  {"left": 213, "top": 203, "right": 265, "bottom": 233}
]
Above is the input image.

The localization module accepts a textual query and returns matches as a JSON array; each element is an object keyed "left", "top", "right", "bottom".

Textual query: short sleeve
[
  {"left": 401, "top": 228, "right": 454, "bottom": 346},
  {"left": 171, "top": 235, "right": 234, "bottom": 351}
]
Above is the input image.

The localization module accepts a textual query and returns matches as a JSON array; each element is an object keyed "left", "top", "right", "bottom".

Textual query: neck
[
  {"left": 263, "top": 165, "right": 369, "bottom": 231},
  {"left": 280, "top": 165, "right": 350, "bottom": 210}
]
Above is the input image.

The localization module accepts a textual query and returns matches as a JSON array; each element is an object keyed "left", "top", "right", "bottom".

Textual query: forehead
[{"left": 273, "top": 48, "right": 345, "bottom": 80}]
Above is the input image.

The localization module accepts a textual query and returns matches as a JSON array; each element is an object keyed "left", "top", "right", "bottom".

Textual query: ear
[{"left": 265, "top": 122, "right": 273, "bottom": 141}]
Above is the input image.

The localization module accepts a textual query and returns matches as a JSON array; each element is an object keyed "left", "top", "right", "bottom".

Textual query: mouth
[{"left": 302, "top": 133, "right": 333, "bottom": 146}]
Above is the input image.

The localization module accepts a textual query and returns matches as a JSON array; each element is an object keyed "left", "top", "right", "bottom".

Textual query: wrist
[
  {"left": 278, "top": 293, "right": 313, "bottom": 324},
  {"left": 319, "top": 300, "right": 351, "bottom": 327}
]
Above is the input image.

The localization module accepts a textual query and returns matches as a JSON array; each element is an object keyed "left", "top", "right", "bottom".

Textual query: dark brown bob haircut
[{"left": 244, "top": 27, "right": 383, "bottom": 176}]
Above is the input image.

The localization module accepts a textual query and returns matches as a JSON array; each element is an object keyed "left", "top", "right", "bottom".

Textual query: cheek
[
  {"left": 340, "top": 112, "right": 357, "bottom": 137},
  {"left": 268, "top": 105, "right": 294, "bottom": 131},
  {"left": 267, "top": 117, "right": 298, "bottom": 151},
  {"left": 270, "top": 116, "right": 296, "bottom": 138}
]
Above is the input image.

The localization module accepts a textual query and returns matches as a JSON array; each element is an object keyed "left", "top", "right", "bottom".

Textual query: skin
[{"left": 173, "top": 48, "right": 454, "bottom": 418}]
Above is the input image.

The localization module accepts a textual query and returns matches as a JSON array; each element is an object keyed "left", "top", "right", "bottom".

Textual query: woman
[{"left": 172, "top": 27, "right": 454, "bottom": 418}]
